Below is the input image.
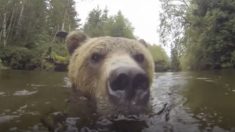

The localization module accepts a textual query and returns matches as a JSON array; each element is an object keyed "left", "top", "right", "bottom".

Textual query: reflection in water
[
  {"left": 183, "top": 70, "right": 235, "bottom": 131},
  {"left": 0, "top": 69, "right": 235, "bottom": 131},
  {"left": 0, "top": 70, "right": 68, "bottom": 131}
]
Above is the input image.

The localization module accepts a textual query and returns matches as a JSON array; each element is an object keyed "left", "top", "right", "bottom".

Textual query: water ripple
[{"left": 13, "top": 90, "right": 38, "bottom": 96}]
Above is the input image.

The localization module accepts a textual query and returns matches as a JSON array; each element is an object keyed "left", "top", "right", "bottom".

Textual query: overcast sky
[{"left": 75, "top": 0, "right": 161, "bottom": 45}]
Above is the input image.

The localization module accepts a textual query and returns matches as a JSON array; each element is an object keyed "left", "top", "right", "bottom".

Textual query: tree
[
  {"left": 160, "top": 0, "right": 235, "bottom": 70},
  {"left": 159, "top": 0, "right": 190, "bottom": 70},
  {"left": 109, "top": 11, "right": 135, "bottom": 38},
  {"left": 182, "top": 0, "right": 235, "bottom": 70},
  {"left": 47, "top": 0, "right": 80, "bottom": 37},
  {"left": 0, "top": 0, "right": 79, "bottom": 70},
  {"left": 148, "top": 45, "right": 170, "bottom": 72},
  {"left": 83, "top": 7, "right": 106, "bottom": 37},
  {"left": 0, "top": 0, "right": 48, "bottom": 47},
  {"left": 171, "top": 46, "right": 181, "bottom": 71},
  {"left": 83, "top": 7, "right": 135, "bottom": 38}
]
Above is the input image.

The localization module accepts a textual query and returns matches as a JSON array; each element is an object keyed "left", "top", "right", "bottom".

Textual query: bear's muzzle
[{"left": 107, "top": 66, "right": 150, "bottom": 113}]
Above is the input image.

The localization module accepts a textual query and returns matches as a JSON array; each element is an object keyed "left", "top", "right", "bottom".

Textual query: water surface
[{"left": 0, "top": 69, "right": 235, "bottom": 131}]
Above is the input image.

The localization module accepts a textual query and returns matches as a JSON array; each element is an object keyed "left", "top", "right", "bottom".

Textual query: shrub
[
  {"left": 148, "top": 45, "right": 170, "bottom": 72},
  {"left": 0, "top": 46, "right": 41, "bottom": 70}
]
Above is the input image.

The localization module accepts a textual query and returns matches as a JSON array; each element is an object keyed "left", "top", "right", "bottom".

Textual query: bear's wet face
[
  {"left": 66, "top": 31, "right": 154, "bottom": 115},
  {"left": 87, "top": 50, "right": 151, "bottom": 114}
]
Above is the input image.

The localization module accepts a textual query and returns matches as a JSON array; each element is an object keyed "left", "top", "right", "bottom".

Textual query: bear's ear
[
  {"left": 65, "top": 31, "right": 88, "bottom": 55},
  {"left": 138, "top": 39, "right": 148, "bottom": 47}
]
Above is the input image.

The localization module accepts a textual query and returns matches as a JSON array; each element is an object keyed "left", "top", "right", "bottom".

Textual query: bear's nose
[{"left": 109, "top": 67, "right": 150, "bottom": 103}]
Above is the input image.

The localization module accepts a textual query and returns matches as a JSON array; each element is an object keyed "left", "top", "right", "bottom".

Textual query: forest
[
  {"left": 160, "top": 0, "right": 235, "bottom": 70},
  {"left": 0, "top": 0, "right": 169, "bottom": 72},
  {"left": 0, "top": 0, "right": 78, "bottom": 70},
  {"left": 1, "top": 0, "right": 234, "bottom": 71}
]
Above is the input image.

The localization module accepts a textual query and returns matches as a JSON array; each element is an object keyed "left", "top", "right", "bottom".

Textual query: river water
[{"left": 0, "top": 69, "right": 235, "bottom": 132}]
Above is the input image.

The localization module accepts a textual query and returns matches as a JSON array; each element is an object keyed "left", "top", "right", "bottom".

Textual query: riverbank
[{"left": 0, "top": 59, "right": 8, "bottom": 70}]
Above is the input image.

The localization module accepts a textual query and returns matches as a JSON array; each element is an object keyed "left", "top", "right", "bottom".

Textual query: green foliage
[
  {"left": 47, "top": 0, "right": 79, "bottom": 34},
  {"left": 0, "top": 46, "right": 40, "bottom": 70},
  {"left": 51, "top": 51, "right": 69, "bottom": 64},
  {"left": 160, "top": 0, "right": 235, "bottom": 70},
  {"left": 83, "top": 7, "right": 107, "bottom": 37},
  {"left": 0, "top": 58, "right": 3, "bottom": 69},
  {"left": 159, "top": 0, "right": 189, "bottom": 47},
  {"left": 0, "top": 0, "right": 78, "bottom": 70},
  {"left": 159, "top": 0, "right": 190, "bottom": 71},
  {"left": 0, "top": 58, "right": 7, "bottom": 69},
  {"left": 231, "top": 51, "right": 235, "bottom": 64},
  {"left": 182, "top": 0, "right": 235, "bottom": 70},
  {"left": 108, "top": 11, "right": 135, "bottom": 38},
  {"left": 83, "top": 7, "right": 135, "bottom": 38},
  {"left": 148, "top": 45, "right": 170, "bottom": 72},
  {"left": 171, "top": 47, "right": 181, "bottom": 71}
]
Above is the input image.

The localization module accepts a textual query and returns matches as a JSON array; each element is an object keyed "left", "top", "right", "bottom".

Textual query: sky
[{"left": 75, "top": 0, "right": 161, "bottom": 45}]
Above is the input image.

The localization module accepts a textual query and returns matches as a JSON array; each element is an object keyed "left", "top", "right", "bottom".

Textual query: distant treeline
[
  {"left": 0, "top": 4, "right": 170, "bottom": 72},
  {"left": 160, "top": 0, "right": 235, "bottom": 71},
  {"left": 81, "top": 7, "right": 170, "bottom": 72}
]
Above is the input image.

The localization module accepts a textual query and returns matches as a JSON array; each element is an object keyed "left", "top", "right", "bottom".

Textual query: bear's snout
[{"left": 108, "top": 66, "right": 150, "bottom": 110}]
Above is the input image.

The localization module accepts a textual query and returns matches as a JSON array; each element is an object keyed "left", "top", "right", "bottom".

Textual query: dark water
[{"left": 0, "top": 70, "right": 235, "bottom": 132}]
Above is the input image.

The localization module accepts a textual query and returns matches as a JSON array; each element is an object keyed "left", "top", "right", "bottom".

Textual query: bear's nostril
[
  {"left": 110, "top": 73, "right": 129, "bottom": 91},
  {"left": 133, "top": 73, "right": 149, "bottom": 90}
]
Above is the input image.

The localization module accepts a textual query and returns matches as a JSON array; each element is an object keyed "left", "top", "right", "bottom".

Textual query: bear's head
[{"left": 66, "top": 31, "right": 154, "bottom": 114}]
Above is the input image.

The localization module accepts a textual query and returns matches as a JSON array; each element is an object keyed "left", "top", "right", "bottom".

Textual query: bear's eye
[
  {"left": 133, "top": 53, "right": 145, "bottom": 63},
  {"left": 91, "top": 52, "right": 103, "bottom": 63}
]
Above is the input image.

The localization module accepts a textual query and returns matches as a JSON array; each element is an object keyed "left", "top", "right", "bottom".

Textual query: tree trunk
[
  {"left": 6, "top": 7, "right": 16, "bottom": 41},
  {"left": 69, "top": 24, "right": 71, "bottom": 32},
  {"left": 0, "top": 31, "right": 2, "bottom": 42},
  {"left": 61, "top": 22, "right": 65, "bottom": 31},
  {"left": 15, "top": 0, "right": 25, "bottom": 37},
  {"left": 3, "top": 13, "right": 7, "bottom": 47},
  {"left": 61, "top": 11, "right": 66, "bottom": 31},
  {"left": 61, "top": 4, "right": 67, "bottom": 31}
]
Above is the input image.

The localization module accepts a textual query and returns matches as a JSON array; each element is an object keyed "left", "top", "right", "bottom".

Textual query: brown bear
[{"left": 66, "top": 31, "right": 154, "bottom": 115}]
